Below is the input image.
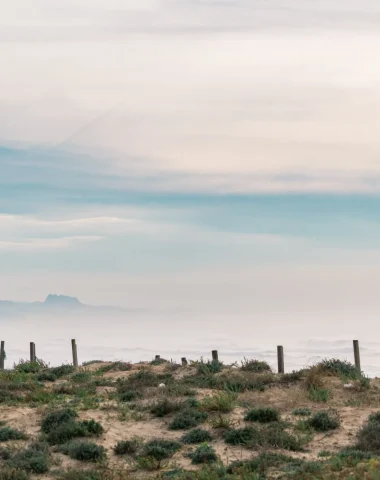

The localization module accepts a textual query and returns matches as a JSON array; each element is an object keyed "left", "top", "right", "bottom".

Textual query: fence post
[
  {"left": 212, "top": 350, "right": 219, "bottom": 362},
  {"left": 181, "top": 357, "right": 188, "bottom": 366},
  {"left": 353, "top": 340, "right": 361, "bottom": 373},
  {"left": 0, "top": 341, "right": 4, "bottom": 370},
  {"left": 30, "top": 342, "right": 35, "bottom": 363},
  {"left": 277, "top": 345, "right": 284, "bottom": 374},
  {"left": 71, "top": 339, "right": 78, "bottom": 368}
]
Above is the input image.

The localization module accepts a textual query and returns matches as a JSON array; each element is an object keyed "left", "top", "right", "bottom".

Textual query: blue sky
[{"left": 2, "top": 0, "right": 380, "bottom": 315}]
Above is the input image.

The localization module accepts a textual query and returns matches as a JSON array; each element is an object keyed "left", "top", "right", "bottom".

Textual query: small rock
[
  {"left": 158, "top": 383, "right": 166, "bottom": 388},
  {"left": 344, "top": 383, "right": 354, "bottom": 389}
]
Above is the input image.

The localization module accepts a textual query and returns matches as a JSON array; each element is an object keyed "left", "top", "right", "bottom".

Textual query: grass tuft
[{"left": 200, "top": 392, "right": 236, "bottom": 413}]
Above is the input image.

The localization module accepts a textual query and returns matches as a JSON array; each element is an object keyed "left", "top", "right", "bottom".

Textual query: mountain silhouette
[{"left": 0, "top": 294, "right": 124, "bottom": 317}]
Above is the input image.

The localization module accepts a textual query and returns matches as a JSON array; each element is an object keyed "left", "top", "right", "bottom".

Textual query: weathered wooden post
[
  {"left": 277, "top": 345, "right": 284, "bottom": 374},
  {"left": 212, "top": 350, "right": 219, "bottom": 362},
  {"left": 71, "top": 339, "right": 78, "bottom": 368},
  {"left": 30, "top": 342, "right": 35, "bottom": 363},
  {"left": 353, "top": 340, "right": 361, "bottom": 373},
  {"left": 0, "top": 341, "right": 4, "bottom": 370},
  {"left": 181, "top": 357, "right": 188, "bottom": 366}
]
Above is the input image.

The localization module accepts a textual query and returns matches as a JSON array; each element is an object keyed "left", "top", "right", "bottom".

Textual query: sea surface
[{"left": 1, "top": 310, "right": 379, "bottom": 376}]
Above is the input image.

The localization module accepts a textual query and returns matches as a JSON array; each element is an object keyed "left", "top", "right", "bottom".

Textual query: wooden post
[
  {"left": 33, "top": 343, "right": 36, "bottom": 362},
  {"left": 353, "top": 340, "right": 361, "bottom": 373},
  {"left": 71, "top": 339, "right": 78, "bottom": 368},
  {"left": 0, "top": 341, "right": 4, "bottom": 370},
  {"left": 212, "top": 350, "right": 219, "bottom": 362},
  {"left": 181, "top": 357, "right": 188, "bottom": 366},
  {"left": 30, "top": 342, "right": 35, "bottom": 363},
  {"left": 277, "top": 346, "right": 284, "bottom": 374}
]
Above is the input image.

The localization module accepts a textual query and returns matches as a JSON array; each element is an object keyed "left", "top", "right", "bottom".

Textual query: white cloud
[{"left": 0, "top": 236, "right": 103, "bottom": 251}]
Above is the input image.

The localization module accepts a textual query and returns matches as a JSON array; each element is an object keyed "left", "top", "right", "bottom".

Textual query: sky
[{"left": 2, "top": 0, "right": 380, "bottom": 325}]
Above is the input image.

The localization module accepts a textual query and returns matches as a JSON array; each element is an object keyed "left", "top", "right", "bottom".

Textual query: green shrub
[
  {"left": 189, "top": 444, "right": 217, "bottom": 464},
  {"left": 0, "top": 427, "right": 28, "bottom": 442},
  {"left": 244, "top": 407, "right": 280, "bottom": 423},
  {"left": 80, "top": 420, "right": 104, "bottom": 436},
  {"left": 186, "top": 397, "right": 200, "bottom": 409},
  {"left": 218, "top": 374, "right": 269, "bottom": 393},
  {"left": 7, "top": 442, "right": 50, "bottom": 473},
  {"left": 195, "top": 360, "right": 223, "bottom": 375},
  {"left": 71, "top": 371, "right": 92, "bottom": 383},
  {"left": 292, "top": 407, "right": 312, "bottom": 417},
  {"left": 119, "top": 390, "right": 142, "bottom": 402},
  {"left": 309, "top": 387, "right": 330, "bottom": 403},
  {"left": 150, "top": 357, "right": 169, "bottom": 366},
  {"left": 46, "top": 419, "right": 103, "bottom": 445},
  {"left": 294, "top": 419, "right": 313, "bottom": 432},
  {"left": 113, "top": 438, "right": 140, "bottom": 455},
  {"left": 46, "top": 421, "right": 87, "bottom": 445},
  {"left": 169, "top": 409, "right": 208, "bottom": 430},
  {"left": 277, "top": 370, "right": 304, "bottom": 383},
  {"left": 200, "top": 393, "right": 236, "bottom": 413},
  {"left": 142, "top": 439, "right": 181, "bottom": 461},
  {"left": 0, "top": 469, "right": 29, "bottom": 480},
  {"left": 54, "top": 469, "right": 103, "bottom": 480},
  {"left": 97, "top": 362, "right": 132, "bottom": 374},
  {"left": 368, "top": 412, "right": 380, "bottom": 424},
  {"left": 259, "top": 424, "right": 303, "bottom": 451},
  {"left": 308, "top": 410, "right": 340, "bottom": 432},
  {"left": 318, "top": 358, "right": 360, "bottom": 379},
  {"left": 50, "top": 364, "right": 76, "bottom": 378},
  {"left": 209, "top": 415, "right": 234, "bottom": 429},
  {"left": 225, "top": 425, "right": 302, "bottom": 451},
  {"left": 41, "top": 408, "right": 78, "bottom": 434},
  {"left": 0, "top": 447, "right": 12, "bottom": 460},
  {"left": 356, "top": 419, "right": 380, "bottom": 453},
  {"left": 0, "top": 391, "right": 21, "bottom": 403},
  {"left": 338, "top": 448, "right": 372, "bottom": 462},
  {"left": 318, "top": 450, "right": 332, "bottom": 457},
  {"left": 227, "top": 452, "right": 300, "bottom": 474},
  {"left": 119, "top": 370, "right": 159, "bottom": 389},
  {"left": 287, "top": 460, "right": 324, "bottom": 476},
  {"left": 181, "top": 429, "right": 213, "bottom": 444},
  {"left": 60, "top": 440, "right": 106, "bottom": 462},
  {"left": 150, "top": 399, "right": 184, "bottom": 417},
  {"left": 36, "top": 371, "right": 57, "bottom": 382},
  {"left": 13, "top": 359, "right": 47, "bottom": 374},
  {"left": 224, "top": 427, "right": 258, "bottom": 446},
  {"left": 240, "top": 358, "right": 271, "bottom": 373}
]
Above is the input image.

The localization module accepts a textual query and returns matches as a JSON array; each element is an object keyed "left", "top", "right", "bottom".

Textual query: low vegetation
[
  {"left": 0, "top": 356, "right": 379, "bottom": 479},
  {"left": 181, "top": 429, "right": 213, "bottom": 444},
  {"left": 244, "top": 407, "right": 280, "bottom": 423}
]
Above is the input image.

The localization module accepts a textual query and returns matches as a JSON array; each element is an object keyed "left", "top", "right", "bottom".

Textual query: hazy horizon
[{"left": 2, "top": 1, "right": 380, "bottom": 373}]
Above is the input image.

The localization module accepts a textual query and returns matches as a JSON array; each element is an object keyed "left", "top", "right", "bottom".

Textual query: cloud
[{"left": 0, "top": 236, "right": 103, "bottom": 251}]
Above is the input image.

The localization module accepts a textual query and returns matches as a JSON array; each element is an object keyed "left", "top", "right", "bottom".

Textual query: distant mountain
[
  {"left": 43, "top": 294, "right": 83, "bottom": 308},
  {"left": 0, "top": 294, "right": 124, "bottom": 317}
]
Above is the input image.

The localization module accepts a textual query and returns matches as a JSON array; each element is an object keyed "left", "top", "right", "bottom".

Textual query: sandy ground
[{"left": 1, "top": 363, "right": 379, "bottom": 479}]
